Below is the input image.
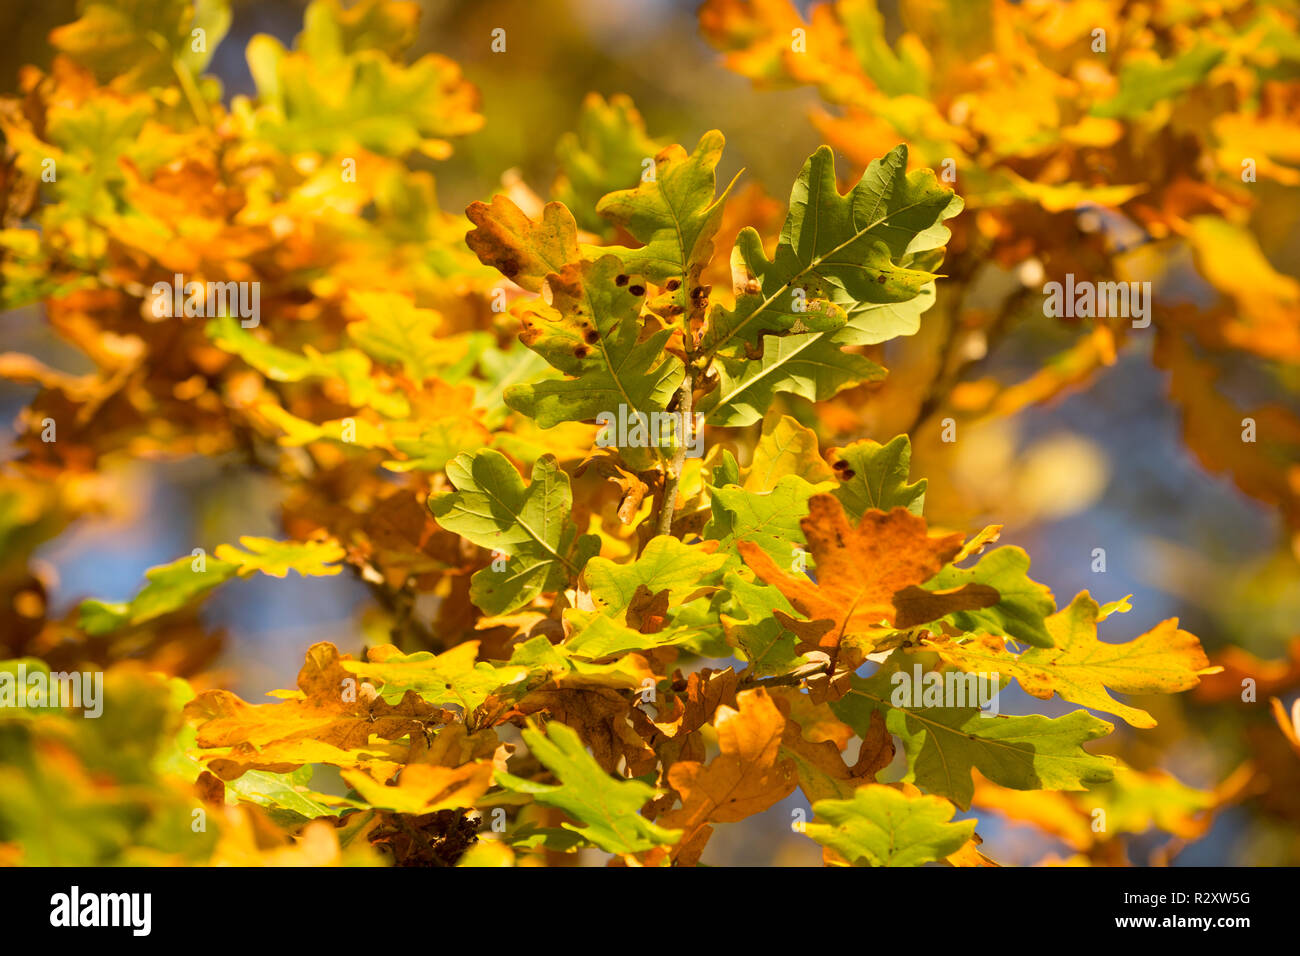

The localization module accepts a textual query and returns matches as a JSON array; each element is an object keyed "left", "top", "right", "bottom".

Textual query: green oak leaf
[
  {"left": 214, "top": 537, "right": 346, "bottom": 578},
  {"left": 0, "top": 670, "right": 219, "bottom": 865},
  {"left": 50, "top": 0, "right": 231, "bottom": 92},
  {"left": 507, "top": 634, "right": 648, "bottom": 687},
  {"left": 345, "top": 290, "right": 446, "bottom": 383},
  {"left": 743, "top": 413, "right": 836, "bottom": 491},
  {"left": 226, "top": 767, "right": 338, "bottom": 821},
  {"left": 503, "top": 256, "right": 684, "bottom": 467},
  {"left": 928, "top": 592, "right": 1211, "bottom": 728},
  {"left": 0, "top": 659, "right": 60, "bottom": 716},
  {"left": 343, "top": 642, "right": 530, "bottom": 712},
  {"left": 718, "top": 573, "right": 808, "bottom": 678},
  {"left": 429, "top": 450, "right": 598, "bottom": 615},
  {"left": 494, "top": 721, "right": 681, "bottom": 854},
  {"left": 506, "top": 824, "right": 588, "bottom": 853},
  {"left": 924, "top": 546, "right": 1055, "bottom": 648},
  {"left": 207, "top": 315, "right": 409, "bottom": 419},
  {"left": 597, "top": 129, "right": 738, "bottom": 317},
  {"left": 830, "top": 434, "right": 927, "bottom": 518},
  {"left": 298, "top": 0, "right": 419, "bottom": 60},
  {"left": 78, "top": 554, "right": 238, "bottom": 635},
  {"left": 831, "top": 653, "right": 1115, "bottom": 810},
  {"left": 563, "top": 611, "right": 703, "bottom": 659},
  {"left": 840, "top": 0, "right": 929, "bottom": 97},
  {"left": 566, "top": 537, "right": 730, "bottom": 659},
  {"left": 710, "top": 450, "right": 741, "bottom": 488},
  {"left": 705, "top": 474, "right": 826, "bottom": 566},
  {"left": 584, "top": 535, "right": 727, "bottom": 616},
  {"left": 554, "top": 93, "right": 663, "bottom": 238},
  {"left": 473, "top": 340, "right": 556, "bottom": 427},
  {"left": 237, "top": 0, "right": 481, "bottom": 160},
  {"left": 1092, "top": 46, "right": 1225, "bottom": 119},
  {"left": 700, "top": 329, "right": 886, "bottom": 427},
  {"left": 807, "top": 784, "right": 975, "bottom": 867},
  {"left": 702, "top": 144, "right": 961, "bottom": 359},
  {"left": 1086, "top": 764, "right": 1216, "bottom": 838},
  {"left": 387, "top": 418, "right": 494, "bottom": 473},
  {"left": 77, "top": 538, "right": 344, "bottom": 635}
]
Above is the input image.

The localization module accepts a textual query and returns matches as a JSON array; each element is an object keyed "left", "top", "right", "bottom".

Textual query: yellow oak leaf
[
  {"left": 926, "top": 592, "right": 1218, "bottom": 728},
  {"left": 199, "top": 738, "right": 404, "bottom": 782},
  {"left": 340, "top": 762, "right": 494, "bottom": 815}
]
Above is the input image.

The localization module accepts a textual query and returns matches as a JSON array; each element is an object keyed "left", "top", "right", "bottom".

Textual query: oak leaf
[
  {"left": 494, "top": 720, "right": 680, "bottom": 855},
  {"left": 185, "top": 642, "right": 449, "bottom": 754},
  {"left": 807, "top": 784, "right": 975, "bottom": 867},
  {"left": 656, "top": 688, "right": 797, "bottom": 863},
  {"left": 738, "top": 496, "right": 973, "bottom": 659},
  {"left": 831, "top": 652, "right": 1116, "bottom": 810},
  {"left": 464, "top": 195, "right": 580, "bottom": 294},
  {"left": 925, "top": 592, "right": 1218, "bottom": 728},
  {"left": 340, "top": 762, "right": 494, "bottom": 815}
]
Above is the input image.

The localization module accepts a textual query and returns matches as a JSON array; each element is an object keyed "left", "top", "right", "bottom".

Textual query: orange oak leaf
[
  {"left": 626, "top": 585, "right": 671, "bottom": 634},
  {"left": 852, "top": 709, "right": 897, "bottom": 780},
  {"left": 656, "top": 688, "right": 797, "bottom": 864},
  {"left": 774, "top": 693, "right": 892, "bottom": 803},
  {"left": 737, "top": 497, "right": 968, "bottom": 660},
  {"left": 464, "top": 195, "right": 579, "bottom": 293},
  {"left": 201, "top": 738, "right": 405, "bottom": 782},
  {"left": 185, "top": 642, "right": 450, "bottom": 753},
  {"left": 409, "top": 723, "right": 505, "bottom": 771},
  {"left": 891, "top": 583, "right": 1000, "bottom": 630},
  {"left": 771, "top": 686, "right": 854, "bottom": 750},
  {"left": 1272, "top": 697, "right": 1300, "bottom": 758},
  {"left": 1195, "top": 636, "right": 1300, "bottom": 703},
  {"left": 945, "top": 834, "right": 1000, "bottom": 867}
]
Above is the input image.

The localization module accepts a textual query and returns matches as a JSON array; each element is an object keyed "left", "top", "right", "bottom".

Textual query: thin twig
[
  {"left": 736, "top": 658, "right": 834, "bottom": 689},
  {"left": 655, "top": 367, "right": 694, "bottom": 537}
]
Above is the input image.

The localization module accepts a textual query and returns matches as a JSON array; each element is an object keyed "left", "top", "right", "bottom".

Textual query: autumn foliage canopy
[{"left": 0, "top": 0, "right": 1298, "bottom": 867}]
